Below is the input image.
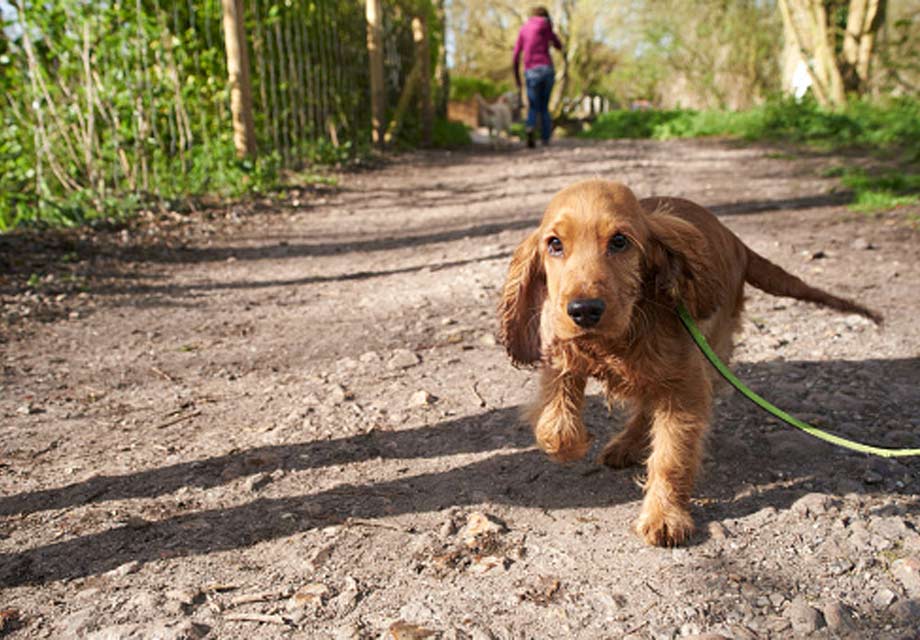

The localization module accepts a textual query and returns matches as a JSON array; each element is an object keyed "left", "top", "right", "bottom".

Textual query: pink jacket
[{"left": 513, "top": 16, "right": 562, "bottom": 81}]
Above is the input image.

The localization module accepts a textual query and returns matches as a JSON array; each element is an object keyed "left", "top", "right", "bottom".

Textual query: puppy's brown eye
[
  {"left": 608, "top": 233, "right": 629, "bottom": 254},
  {"left": 547, "top": 237, "right": 564, "bottom": 257}
]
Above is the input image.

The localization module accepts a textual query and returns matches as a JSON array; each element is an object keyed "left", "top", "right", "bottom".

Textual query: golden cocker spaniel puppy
[{"left": 499, "top": 180, "right": 880, "bottom": 547}]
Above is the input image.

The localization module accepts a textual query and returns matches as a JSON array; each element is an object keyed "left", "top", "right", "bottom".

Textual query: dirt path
[{"left": 2, "top": 138, "right": 920, "bottom": 639}]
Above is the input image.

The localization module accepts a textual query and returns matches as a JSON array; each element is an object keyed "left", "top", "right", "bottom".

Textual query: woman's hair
[{"left": 530, "top": 6, "right": 550, "bottom": 18}]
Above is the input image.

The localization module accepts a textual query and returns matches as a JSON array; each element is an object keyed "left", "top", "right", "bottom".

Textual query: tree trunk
[
  {"left": 842, "top": 0, "right": 886, "bottom": 93},
  {"left": 434, "top": 0, "right": 449, "bottom": 119},
  {"left": 221, "top": 0, "right": 256, "bottom": 158},
  {"left": 366, "top": 0, "right": 385, "bottom": 147},
  {"left": 778, "top": 0, "right": 887, "bottom": 108},
  {"left": 413, "top": 15, "right": 433, "bottom": 146}
]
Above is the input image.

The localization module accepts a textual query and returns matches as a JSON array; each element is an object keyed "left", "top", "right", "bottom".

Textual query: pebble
[
  {"left": 386, "top": 620, "right": 438, "bottom": 640},
  {"left": 822, "top": 600, "right": 855, "bottom": 632},
  {"left": 706, "top": 522, "right": 728, "bottom": 540},
  {"left": 872, "top": 588, "right": 897, "bottom": 609},
  {"left": 892, "top": 557, "right": 920, "bottom": 598},
  {"left": 328, "top": 384, "right": 350, "bottom": 404},
  {"left": 332, "top": 576, "right": 361, "bottom": 616},
  {"left": 104, "top": 560, "right": 141, "bottom": 578},
  {"left": 786, "top": 597, "right": 825, "bottom": 634},
  {"left": 791, "top": 493, "right": 838, "bottom": 518},
  {"left": 243, "top": 472, "right": 272, "bottom": 493},
  {"left": 388, "top": 349, "right": 420, "bottom": 370},
  {"left": 165, "top": 588, "right": 201, "bottom": 607},
  {"left": 332, "top": 624, "right": 364, "bottom": 640},
  {"left": 461, "top": 512, "right": 508, "bottom": 546},
  {"left": 289, "top": 582, "right": 331, "bottom": 607},
  {"left": 408, "top": 390, "right": 436, "bottom": 407}
]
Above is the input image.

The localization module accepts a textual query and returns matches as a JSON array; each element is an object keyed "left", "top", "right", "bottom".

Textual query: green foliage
[
  {"left": 431, "top": 118, "right": 472, "bottom": 149},
  {"left": 450, "top": 75, "right": 511, "bottom": 102},
  {"left": 840, "top": 169, "right": 920, "bottom": 213},
  {"left": 580, "top": 96, "right": 920, "bottom": 150},
  {"left": 0, "top": 0, "right": 384, "bottom": 232}
]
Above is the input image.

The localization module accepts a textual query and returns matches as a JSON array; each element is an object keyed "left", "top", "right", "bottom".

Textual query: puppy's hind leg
[{"left": 527, "top": 367, "right": 592, "bottom": 463}]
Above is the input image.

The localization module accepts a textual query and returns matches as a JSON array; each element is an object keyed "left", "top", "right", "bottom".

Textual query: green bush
[
  {"left": 431, "top": 118, "right": 472, "bottom": 149},
  {"left": 450, "top": 75, "right": 512, "bottom": 102}
]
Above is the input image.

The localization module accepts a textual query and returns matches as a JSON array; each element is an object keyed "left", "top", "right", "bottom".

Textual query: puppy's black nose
[{"left": 567, "top": 298, "right": 606, "bottom": 328}]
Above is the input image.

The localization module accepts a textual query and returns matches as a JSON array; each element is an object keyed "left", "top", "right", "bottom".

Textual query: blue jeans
[{"left": 525, "top": 65, "right": 555, "bottom": 142}]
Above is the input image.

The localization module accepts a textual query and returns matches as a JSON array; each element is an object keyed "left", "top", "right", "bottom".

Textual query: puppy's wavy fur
[{"left": 499, "top": 180, "right": 881, "bottom": 546}]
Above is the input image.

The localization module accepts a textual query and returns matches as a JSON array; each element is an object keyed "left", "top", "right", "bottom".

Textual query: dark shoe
[{"left": 526, "top": 128, "right": 535, "bottom": 148}]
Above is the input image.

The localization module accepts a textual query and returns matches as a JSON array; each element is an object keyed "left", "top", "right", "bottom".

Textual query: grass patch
[
  {"left": 579, "top": 96, "right": 920, "bottom": 151},
  {"left": 841, "top": 169, "right": 920, "bottom": 213},
  {"left": 431, "top": 118, "right": 472, "bottom": 149}
]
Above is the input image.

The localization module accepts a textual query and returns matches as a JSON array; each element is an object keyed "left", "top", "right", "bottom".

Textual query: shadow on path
[{"left": 2, "top": 357, "right": 917, "bottom": 586}]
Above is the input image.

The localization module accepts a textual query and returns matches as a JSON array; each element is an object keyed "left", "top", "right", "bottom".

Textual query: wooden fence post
[
  {"left": 221, "top": 0, "right": 257, "bottom": 157},
  {"left": 366, "top": 0, "right": 385, "bottom": 147},
  {"left": 412, "top": 15, "right": 433, "bottom": 146}
]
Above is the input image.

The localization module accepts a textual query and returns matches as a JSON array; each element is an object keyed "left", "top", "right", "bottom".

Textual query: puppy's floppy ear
[
  {"left": 498, "top": 230, "right": 546, "bottom": 365},
  {"left": 645, "top": 212, "right": 723, "bottom": 318}
]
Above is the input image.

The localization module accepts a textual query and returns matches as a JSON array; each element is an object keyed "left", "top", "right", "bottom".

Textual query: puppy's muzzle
[{"left": 567, "top": 298, "right": 606, "bottom": 328}]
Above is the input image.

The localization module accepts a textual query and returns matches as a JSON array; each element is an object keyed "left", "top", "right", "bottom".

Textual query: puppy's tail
[{"left": 743, "top": 245, "right": 882, "bottom": 324}]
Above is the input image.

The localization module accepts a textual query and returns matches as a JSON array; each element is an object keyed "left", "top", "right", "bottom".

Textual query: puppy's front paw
[
  {"left": 598, "top": 432, "right": 646, "bottom": 469},
  {"left": 635, "top": 501, "right": 694, "bottom": 547},
  {"left": 534, "top": 411, "right": 592, "bottom": 463}
]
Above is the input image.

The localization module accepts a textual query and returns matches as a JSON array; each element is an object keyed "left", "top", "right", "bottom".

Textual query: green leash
[{"left": 676, "top": 302, "right": 920, "bottom": 458}]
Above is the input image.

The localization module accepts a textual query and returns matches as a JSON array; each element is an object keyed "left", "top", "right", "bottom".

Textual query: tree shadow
[{"left": 1, "top": 357, "right": 917, "bottom": 587}]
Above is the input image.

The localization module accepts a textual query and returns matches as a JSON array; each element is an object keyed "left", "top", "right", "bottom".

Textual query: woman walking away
[{"left": 513, "top": 6, "right": 563, "bottom": 148}]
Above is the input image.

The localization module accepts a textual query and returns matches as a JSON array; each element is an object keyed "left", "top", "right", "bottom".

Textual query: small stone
[
  {"left": 827, "top": 558, "right": 854, "bottom": 577},
  {"left": 684, "top": 635, "right": 731, "bottom": 640},
  {"left": 786, "top": 597, "right": 825, "bottom": 634},
  {"left": 328, "top": 384, "right": 349, "bottom": 404},
  {"left": 359, "top": 351, "right": 380, "bottom": 363},
  {"left": 408, "top": 390, "right": 436, "bottom": 408},
  {"left": 165, "top": 588, "right": 201, "bottom": 607},
  {"left": 290, "top": 582, "right": 331, "bottom": 607},
  {"left": 105, "top": 560, "right": 141, "bottom": 578},
  {"left": 388, "top": 349, "right": 420, "bottom": 370},
  {"left": 16, "top": 404, "right": 42, "bottom": 415},
  {"left": 870, "top": 516, "right": 909, "bottom": 541},
  {"left": 822, "top": 601, "right": 855, "bottom": 632},
  {"left": 332, "top": 623, "right": 364, "bottom": 640},
  {"left": 706, "top": 522, "right": 728, "bottom": 540},
  {"left": 863, "top": 470, "right": 883, "bottom": 485},
  {"left": 872, "top": 588, "right": 897, "bottom": 609},
  {"left": 892, "top": 557, "right": 920, "bottom": 598},
  {"left": 849, "top": 238, "right": 873, "bottom": 250},
  {"left": 469, "top": 555, "right": 511, "bottom": 573},
  {"left": 478, "top": 334, "right": 497, "bottom": 347},
  {"left": 461, "top": 512, "right": 508, "bottom": 546},
  {"left": 387, "top": 620, "right": 438, "bottom": 640},
  {"left": 332, "top": 576, "right": 361, "bottom": 616},
  {"left": 166, "top": 621, "right": 211, "bottom": 640},
  {"left": 791, "top": 493, "right": 838, "bottom": 518},
  {"left": 243, "top": 472, "right": 272, "bottom": 493},
  {"left": 309, "top": 543, "right": 335, "bottom": 571}
]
